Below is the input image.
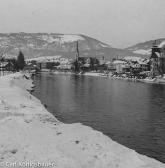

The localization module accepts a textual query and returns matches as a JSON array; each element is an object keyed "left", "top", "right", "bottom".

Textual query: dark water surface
[{"left": 32, "top": 73, "right": 165, "bottom": 162}]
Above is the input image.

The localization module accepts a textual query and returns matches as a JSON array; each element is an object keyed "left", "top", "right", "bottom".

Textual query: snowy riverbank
[{"left": 0, "top": 72, "right": 165, "bottom": 168}]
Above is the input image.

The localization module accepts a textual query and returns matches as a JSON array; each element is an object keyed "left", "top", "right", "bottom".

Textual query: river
[{"left": 32, "top": 72, "right": 165, "bottom": 163}]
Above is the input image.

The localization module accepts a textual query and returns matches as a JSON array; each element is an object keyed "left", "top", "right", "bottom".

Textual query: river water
[{"left": 32, "top": 72, "right": 165, "bottom": 163}]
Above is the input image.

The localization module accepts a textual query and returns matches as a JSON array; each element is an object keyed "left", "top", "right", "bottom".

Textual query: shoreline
[
  {"left": 0, "top": 72, "right": 165, "bottom": 168},
  {"left": 37, "top": 70, "right": 165, "bottom": 84}
]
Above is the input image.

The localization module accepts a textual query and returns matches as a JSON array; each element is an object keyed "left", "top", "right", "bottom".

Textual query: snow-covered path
[{"left": 0, "top": 73, "right": 165, "bottom": 168}]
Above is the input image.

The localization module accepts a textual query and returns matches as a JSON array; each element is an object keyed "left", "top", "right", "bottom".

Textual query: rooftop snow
[
  {"left": 113, "top": 60, "right": 127, "bottom": 64},
  {"left": 158, "top": 40, "right": 165, "bottom": 48}
]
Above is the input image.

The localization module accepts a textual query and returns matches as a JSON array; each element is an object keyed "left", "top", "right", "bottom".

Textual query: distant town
[{"left": 0, "top": 40, "right": 165, "bottom": 84}]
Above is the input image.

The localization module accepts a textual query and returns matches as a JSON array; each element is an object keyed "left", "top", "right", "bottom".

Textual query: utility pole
[
  {"left": 75, "top": 41, "right": 79, "bottom": 72},
  {"left": 76, "top": 41, "right": 79, "bottom": 61}
]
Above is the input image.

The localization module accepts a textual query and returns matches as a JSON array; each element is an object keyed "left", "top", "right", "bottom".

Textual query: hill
[
  {"left": 0, "top": 33, "right": 147, "bottom": 60},
  {"left": 126, "top": 38, "right": 165, "bottom": 57}
]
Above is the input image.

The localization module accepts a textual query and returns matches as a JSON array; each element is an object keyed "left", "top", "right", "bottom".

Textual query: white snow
[
  {"left": 26, "top": 56, "right": 71, "bottom": 65},
  {"left": 26, "top": 55, "right": 61, "bottom": 61},
  {"left": 158, "top": 41, "right": 165, "bottom": 48},
  {"left": 155, "top": 52, "right": 161, "bottom": 57},
  {"left": 26, "top": 55, "right": 66, "bottom": 63},
  {"left": 113, "top": 60, "right": 127, "bottom": 64},
  {"left": 99, "top": 43, "right": 109, "bottom": 48},
  {"left": 83, "top": 72, "right": 103, "bottom": 77},
  {"left": 59, "top": 35, "right": 84, "bottom": 43},
  {"left": 41, "top": 34, "right": 85, "bottom": 44},
  {"left": 133, "top": 49, "right": 151, "bottom": 55},
  {"left": 41, "top": 35, "right": 59, "bottom": 43},
  {"left": 123, "top": 56, "right": 149, "bottom": 65},
  {"left": 124, "top": 56, "right": 142, "bottom": 61},
  {"left": 0, "top": 73, "right": 165, "bottom": 168}
]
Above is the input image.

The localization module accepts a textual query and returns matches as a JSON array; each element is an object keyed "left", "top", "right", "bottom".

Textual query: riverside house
[
  {"left": 0, "top": 61, "right": 15, "bottom": 76},
  {"left": 150, "top": 41, "right": 165, "bottom": 77},
  {"left": 111, "top": 57, "right": 150, "bottom": 76},
  {"left": 112, "top": 59, "right": 128, "bottom": 73}
]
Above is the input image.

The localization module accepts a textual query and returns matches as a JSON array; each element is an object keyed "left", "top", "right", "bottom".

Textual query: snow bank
[
  {"left": 0, "top": 73, "right": 165, "bottom": 168},
  {"left": 83, "top": 72, "right": 103, "bottom": 77}
]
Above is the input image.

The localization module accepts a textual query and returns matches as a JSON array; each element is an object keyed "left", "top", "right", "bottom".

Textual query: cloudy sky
[{"left": 0, "top": 0, "right": 165, "bottom": 48}]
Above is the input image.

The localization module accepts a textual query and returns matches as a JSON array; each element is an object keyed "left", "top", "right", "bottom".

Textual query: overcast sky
[{"left": 0, "top": 0, "right": 165, "bottom": 48}]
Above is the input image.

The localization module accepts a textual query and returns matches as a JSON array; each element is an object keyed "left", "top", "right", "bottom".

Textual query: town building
[
  {"left": 112, "top": 60, "right": 128, "bottom": 74},
  {"left": 150, "top": 41, "right": 165, "bottom": 77}
]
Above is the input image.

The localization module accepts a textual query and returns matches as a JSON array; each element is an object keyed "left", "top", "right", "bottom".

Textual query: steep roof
[
  {"left": 150, "top": 52, "right": 159, "bottom": 59},
  {"left": 158, "top": 40, "right": 165, "bottom": 48}
]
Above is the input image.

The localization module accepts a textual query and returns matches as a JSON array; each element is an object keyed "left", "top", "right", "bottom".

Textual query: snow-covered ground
[
  {"left": 133, "top": 49, "right": 151, "bottom": 55},
  {"left": 26, "top": 55, "right": 71, "bottom": 65},
  {"left": 41, "top": 34, "right": 85, "bottom": 44},
  {"left": 0, "top": 73, "right": 165, "bottom": 168},
  {"left": 82, "top": 72, "right": 103, "bottom": 77}
]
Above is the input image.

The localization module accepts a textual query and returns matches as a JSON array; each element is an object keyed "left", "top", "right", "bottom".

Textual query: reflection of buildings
[{"left": 150, "top": 41, "right": 165, "bottom": 76}]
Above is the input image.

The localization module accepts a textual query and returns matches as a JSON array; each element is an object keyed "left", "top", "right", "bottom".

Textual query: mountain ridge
[
  {"left": 125, "top": 38, "right": 165, "bottom": 56},
  {"left": 0, "top": 32, "right": 163, "bottom": 60}
]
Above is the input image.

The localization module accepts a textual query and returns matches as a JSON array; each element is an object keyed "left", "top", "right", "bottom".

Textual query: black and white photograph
[{"left": 0, "top": 0, "right": 165, "bottom": 167}]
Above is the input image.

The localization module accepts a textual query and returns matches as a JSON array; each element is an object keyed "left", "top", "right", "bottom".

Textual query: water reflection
[{"left": 33, "top": 73, "right": 165, "bottom": 163}]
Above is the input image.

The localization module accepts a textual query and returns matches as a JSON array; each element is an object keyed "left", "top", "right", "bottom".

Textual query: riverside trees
[{"left": 16, "top": 51, "right": 25, "bottom": 71}]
